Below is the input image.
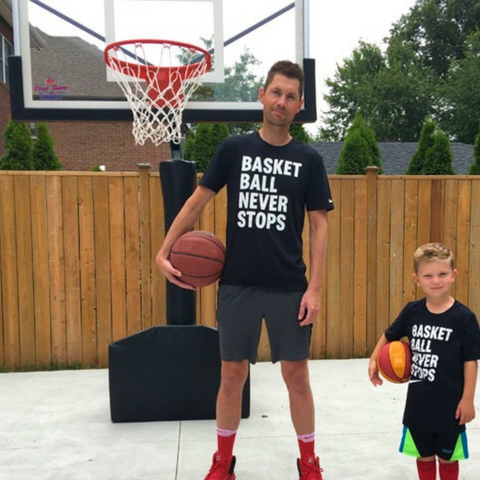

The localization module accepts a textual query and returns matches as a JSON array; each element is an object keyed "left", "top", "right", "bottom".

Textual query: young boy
[{"left": 369, "top": 243, "right": 480, "bottom": 480}]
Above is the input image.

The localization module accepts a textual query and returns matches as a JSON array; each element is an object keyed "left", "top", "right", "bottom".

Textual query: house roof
[
  {"left": 30, "top": 28, "right": 123, "bottom": 99},
  {"left": 312, "top": 141, "right": 475, "bottom": 175}
]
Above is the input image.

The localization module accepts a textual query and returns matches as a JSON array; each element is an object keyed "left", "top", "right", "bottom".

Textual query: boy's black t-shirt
[
  {"left": 385, "top": 298, "right": 480, "bottom": 435},
  {"left": 199, "top": 132, "right": 334, "bottom": 291}
]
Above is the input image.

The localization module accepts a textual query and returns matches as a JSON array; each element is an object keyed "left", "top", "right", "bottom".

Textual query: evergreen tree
[
  {"left": 183, "top": 123, "right": 229, "bottom": 172},
  {"left": 337, "top": 115, "right": 382, "bottom": 174},
  {"left": 407, "top": 117, "right": 437, "bottom": 174},
  {"left": 336, "top": 129, "right": 370, "bottom": 174},
  {"left": 33, "top": 124, "right": 62, "bottom": 171},
  {"left": 469, "top": 120, "right": 480, "bottom": 175},
  {"left": 289, "top": 124, "right": 312, "bottom": 144},
  {"left": 0, "top": 121, "right": 34, "bottom": 170},
  {"left": 350, "top": 114, "right": 382, "bottom": 173},
  {"left": 423, "top": 130, "right": 456, "bottom": 175}
]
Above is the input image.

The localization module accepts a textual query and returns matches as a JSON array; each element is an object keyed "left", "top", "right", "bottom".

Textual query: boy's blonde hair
[{"left": 413, "top": 243, "right": 455, "bottom": 274}]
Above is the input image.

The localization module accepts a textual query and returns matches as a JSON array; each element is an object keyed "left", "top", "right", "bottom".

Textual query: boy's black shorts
[
  {"left": 216, "top": 285, "right": 312, "bottom": 364},
  {"left": 399, "top": 426, "right": 469, "bottom": 461}
]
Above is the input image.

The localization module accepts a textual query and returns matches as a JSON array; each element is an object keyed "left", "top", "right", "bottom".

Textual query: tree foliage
[
  {"left": 0, "top": 121, "right": 34, "bottom": 170},
  {"left": 407, "top": 117, "right": 437, "bottom": 174},
  {"left": 337, "top": 130, "right": 370, "bottom": 175},
  {"left": 320, "top": 42, "right": 385, "bottom": 141},
  {"left": 321, "top": 1, "right": 480, "bottom": 144},
  {"left": 289, "top": 124, "right": 312, "bottom": 144},
  {"left": 365, "top": 39, "right": 435, "bottom": 142},
  {"left": 321, "top": 40, "right": 435, "bottom": 142},
  {"left": 33, "top": 124, "right": 62, "bottom": 171},
  {"left": 439, "top": 30, "right": 480, "bottom": 143},
  {"left": 389, "top": 0, "right": 480, "bottom": 78},
  {"left": 422, "top": 130, "right": 456, "bottom": 174},
  {"left": 350, "top": 115, "right": 382, "bottom": 172},
  {"left": 228, "top": 123, "right": 261, "bottom": 136},
  {"left": 469, "top": 121, "right": 480, "bottom": 175},
  {"left": 192, "top": 46, "right": 263, "bottom": 103},
  {"left": 337, "top": 115, "right": 382, "bottom": 174},
  {"left": 183, "top": 123, "right": 229, "bottom": 172}
]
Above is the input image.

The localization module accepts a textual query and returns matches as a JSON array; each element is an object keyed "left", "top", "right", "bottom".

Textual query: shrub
[
  {"left": 337, "top": 129, "right": 370, "bottom": 174},
  {"left": 289, "top": 123, "right": 312, "bottom": 144},
  {"left": 183, "top": 123, "right": 229, "bottom": 172},
  {"left": 33, "top": 124, "right": 62, "bottom": 171},
  {"left": 0, "top": 121, "right": 34, "bottom": 170},
  {"left": 468, "top": 120, "right": 480, "bottom": 175},
  {"left": 407, "top": 118, "right": 436, "bottom": 174},
  {"left": 350, "top": 115, "right": 382, "bottom": 173},
  {"left": 337, "top": 115, "right": 382, "bottom": 174},
  {"left": 423, "top": 130, "right": 456, "bottom": 175}
]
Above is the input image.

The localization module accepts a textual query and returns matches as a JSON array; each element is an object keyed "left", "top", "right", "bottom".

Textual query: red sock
[
  {"left": 217, "top": 427, "right": 237, "bottom": 459},
  {"left": 439, "top": 461, "right": 459, "bottom": 480},
  {"left": 297, "top": 433, "right": 315, "bottom": 461},
  {"left": 416, "top": 459, "right": 436, "bottom": 480}
]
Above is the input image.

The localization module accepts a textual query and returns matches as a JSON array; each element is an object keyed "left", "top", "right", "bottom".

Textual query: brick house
[{"left": 0, "top": 0, "right": 170, "bottom": 171}]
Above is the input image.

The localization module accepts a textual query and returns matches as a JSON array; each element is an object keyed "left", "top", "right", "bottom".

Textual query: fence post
[
  {"left": 366, "top": 166, "right": 378, "bottom": 355},
  {"left": 138, "top": 164, "right": 152, "bottom": 330}
]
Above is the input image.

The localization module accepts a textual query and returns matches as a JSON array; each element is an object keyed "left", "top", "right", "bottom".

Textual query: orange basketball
[
  {"left": 170, "top": 231, "right": 226, "bottom": 288},
  {"left": 377, "top": 340, "right": 412, "bottom": 384}
]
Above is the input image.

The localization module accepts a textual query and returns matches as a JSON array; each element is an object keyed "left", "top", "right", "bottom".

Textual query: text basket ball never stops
[{"left": 170, "top": 231, "right": 226, "bottom": 287}]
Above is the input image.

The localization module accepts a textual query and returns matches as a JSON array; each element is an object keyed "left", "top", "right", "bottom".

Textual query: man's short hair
[
  {"left": 413, "top": 243, "right": 455, "bottom": 274},
  {"left": 264, "top": 61, "right": 304, "bottom": 97}
]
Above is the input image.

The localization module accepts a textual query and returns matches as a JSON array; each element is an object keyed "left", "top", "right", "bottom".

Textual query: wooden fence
[{"left": 1, "top": 167, "right": 480, "bottom": 369}]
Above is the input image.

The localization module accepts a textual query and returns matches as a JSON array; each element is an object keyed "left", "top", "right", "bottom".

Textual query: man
[{"left": 156, "top": 60, "right": 333, "bottom": 480}]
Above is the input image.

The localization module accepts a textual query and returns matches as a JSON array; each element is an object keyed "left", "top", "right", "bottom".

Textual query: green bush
[
  {"left": 33, "top": 124, "right": 62, "bottom": 171},
  {"left": 289, "top": 124, "right": 312, "bottom": 144},
  {"left": 407, "top": 118, "right": 436, "bottom": 175},
  {"left": 337, "top": 129, "right": 370, "bottom": 174},
  {"left": 337, "top": 115, "right": 382, "bottom": 174},
  {"left": 0, "top": 121, "right": 34, "bottom": 170},
  {"left": 423, "top": 131, "right": 456, "bottom": 175},
  {"left": 183, "top": 123, "right": 229, "bottom": 172},
  {"left": 469, "top": 120, "right": 480, "bottom": 175},
  {"left": 350, "top": 115, "right": 382, "bottom": 173}
]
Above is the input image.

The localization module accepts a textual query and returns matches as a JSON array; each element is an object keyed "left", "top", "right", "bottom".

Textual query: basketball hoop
[{"left": 104, "top": 39, "right": 212, "bottom": 146}]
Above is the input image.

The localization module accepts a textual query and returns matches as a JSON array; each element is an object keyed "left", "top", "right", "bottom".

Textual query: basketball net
[{"left": 105, "top": 40, "right": 211, "bottom": 146}]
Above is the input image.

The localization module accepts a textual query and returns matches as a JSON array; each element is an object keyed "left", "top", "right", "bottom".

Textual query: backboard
[{"left": 10, "top": 0, "right": 315, "bottom": 123}]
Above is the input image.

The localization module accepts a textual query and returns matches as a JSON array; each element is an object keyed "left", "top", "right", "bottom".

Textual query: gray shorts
[{"left": 216, "top": 285, "right": 312, "bottom": 364}]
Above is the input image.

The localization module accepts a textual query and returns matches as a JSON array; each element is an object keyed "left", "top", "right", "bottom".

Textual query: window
[{"left": 1, "top": 34, "right": 13, "bottom": 86}]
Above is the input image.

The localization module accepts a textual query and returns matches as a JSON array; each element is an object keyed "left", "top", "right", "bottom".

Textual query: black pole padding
[{"left": 159, "top": 159, "right": 197, "bottom": 325}]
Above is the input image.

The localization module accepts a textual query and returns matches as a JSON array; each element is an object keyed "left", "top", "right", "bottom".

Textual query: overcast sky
[{"left": 28, "top": 0, "right": 419, "bottom": 132}]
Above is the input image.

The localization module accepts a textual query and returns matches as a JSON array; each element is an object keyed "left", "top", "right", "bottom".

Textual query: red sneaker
[
  {"left": 203, "top": 452, "right": 236, "bottom": 480},
  {"left": 297, "top": 455, "right": 324, "bottom": 480}
]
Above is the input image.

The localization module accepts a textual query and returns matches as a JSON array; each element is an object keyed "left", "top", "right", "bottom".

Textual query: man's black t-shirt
[
  {"left": 199, "top": 132, "right": 334, "bottom": 291},
  {"left": 385, "top": 299, "right": 480, "bottom": 435}
]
